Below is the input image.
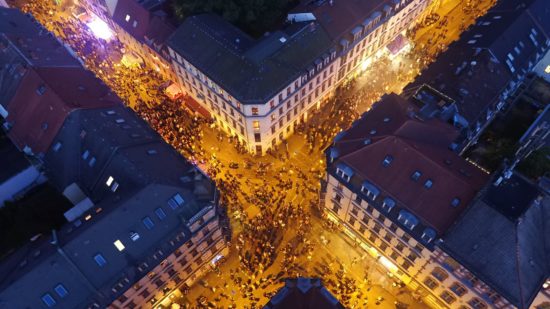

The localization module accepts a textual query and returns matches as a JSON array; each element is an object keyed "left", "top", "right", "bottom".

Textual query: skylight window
[
  {"left": 168, "top": 193, "right": 185, "bottom": 209},
  {"left": 41, "top": 294, "right": 56, "bottom": 307},
  {"left": 451, "top": 197, "right": 461, "bottom": 207},
  {"left": 382, "top": 155, "right": 393, "bottom": 167},
  {"left": 93, "top": 253, "right": 107, "bottom": 267},
  {"left": 411, "top": 170, "right": 422, "bottom": 181},
  {"left": 114, "top": 240, "right": 125, "bottom": 251},
  {"left": 54, "top": 284, "right": 68, "bottom": 298},
  {"left": 424, "top": 179, "right": 433, "bottom": 189},
  {"left": 130, "top": 232, "right": 140, "bottom": 241},
  {"left": 125, "top": 14, "right": 130, "bottom": 22},
  {"left": 142, "top": 216, "right": 155, "bottom": 230},
  {"left": 155, "top": 207, "right": 166, "bottom": 220},
  {"left": 106, "top": 176, "right": 114, "bottom": 186}
]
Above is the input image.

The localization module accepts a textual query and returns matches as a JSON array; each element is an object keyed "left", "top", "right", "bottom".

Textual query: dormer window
[
  {"left": 361, "top": 180, "right": 380, "bottom": 200},
  {"left": 411, "top": 170, "right": 422, "bottom": 181},
  {"left": 397, "top": 210, "right": 418, "bottom": 230},
  {"left": 421, "top": 228, "right": 436, "bottom": 243},
  {"left": 336, "top": 163, "right": 353, "bottom": 182},
  {"left": 381, "top": 197, "right": 395, "bottom": 213},
  {"left": 382, "top": 155, "right": 393, "bottom": 167}
]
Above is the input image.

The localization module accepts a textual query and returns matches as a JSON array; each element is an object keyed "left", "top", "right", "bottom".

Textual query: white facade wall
[
  {"left": 109, "top": 207, "right": 229, "bottom": 309},
  {"left": 169, "top": 0, "right": 433, "bottom": 154},
  {"left": 324, "top": 173, "right": 546, "bottom": 309}
]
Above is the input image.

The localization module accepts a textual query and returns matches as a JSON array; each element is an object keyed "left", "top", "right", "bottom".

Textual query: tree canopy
[{"left": 172, "top": 0, "right": 298, "bottom": 37}]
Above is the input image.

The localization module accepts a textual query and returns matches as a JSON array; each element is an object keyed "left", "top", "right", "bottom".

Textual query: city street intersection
[{"left": 11, "top": 0, "right": 496, "bottom": 307}]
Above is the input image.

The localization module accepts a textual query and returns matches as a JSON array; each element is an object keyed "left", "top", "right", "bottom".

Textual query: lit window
[
  {"left": 125, "top": 14, "right": 130, "bottom": 22},
  {"left": 545, "top": 65, "right": 550, "bottom": 74},
  {"left": 142, "top": 216, "right": 155, "bottom": 230},
  {"left": 106, "top": 176, "right": 114, "bottom": 186},
  {"left": 94, "top": 253, "right": 107, "bottom": 267},
  {"left": 253, "top": 121, "right": 260, "bottom": 130},
  {"left": 114, "top": 240, "right": 125, "bottom": 251},
  {"left": 54, "top": 284, "right": 68, "bottom": 298},
  {"left": 41, "top": 293, "right": 56, "bottom": 307}
]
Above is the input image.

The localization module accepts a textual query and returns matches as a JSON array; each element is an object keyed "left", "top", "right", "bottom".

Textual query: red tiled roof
[
  {"left": 338, "top": 120, "right": 488, "bottom": 234},
  {"left": 5, "top": 67, "right": 121, "bottom": 154}
]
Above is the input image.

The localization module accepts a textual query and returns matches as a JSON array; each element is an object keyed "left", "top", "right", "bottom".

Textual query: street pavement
[{"left": 9, "top": 0, "right": 496, "bottom": 307}]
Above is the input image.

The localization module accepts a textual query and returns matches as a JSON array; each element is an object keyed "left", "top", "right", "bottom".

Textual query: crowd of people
[{"left": 14, "top": 0, "right": 496, "bottom": 307}]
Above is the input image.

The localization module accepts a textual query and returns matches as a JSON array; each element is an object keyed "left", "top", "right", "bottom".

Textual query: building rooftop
[
  {"left": 327, "top": 94, "right": 488, "bottom": 241},
  {"left": 441, "top": 173, "right": 550, "bottom": 308},
  {"left": 264, "top": 278, "right": 344, "bottom": 309},
  {"left": 291, "top": 0, "right": 387, "bottom": 42},
  {"left": 403, "top": 0, "right": 550, "bottom": 130},
  {"left": 168, "top": 14, "right": 334, "bottom": 104}
]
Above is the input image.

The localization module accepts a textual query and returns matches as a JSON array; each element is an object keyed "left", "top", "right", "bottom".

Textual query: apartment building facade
[
  {"left": 322, "top": 94, "right": 550, "bottom": 308},
  {"left": 167, "top": 0, "right": 434, "bottom": 155},
  {"left": 0, "top": 8, "right": 230, "bottom": 309}
]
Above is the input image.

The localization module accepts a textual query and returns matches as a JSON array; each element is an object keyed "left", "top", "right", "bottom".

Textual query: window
[
  {"left": 53, "top": 142, "right": 62, "bottom": 152},
  {"left": 381, "top": 197, "right": 395, "bottom": 213},
  {"left": 88, "top": 157, "right": 96, "bottom": 167},
  {"left": 36, "top": 85, "right": 46, "bottom": 95},
  {"left": 395, "top": 242, "right": 404, "bottom": 252},
  {"left": 253, "top": 121, "right": 260, "bottom": 130},
  {"left": 424, "top": 179, "right": 433, "bottom": 189},
  {"left": 451, "top": 197, "right": 460, "bottom": 207},
  {"left": 440, "top": 291, "right": 456, "bottom": 304},
  {"left": 423, "top": 276, "right": 438, "bottom": 289},
  {"left": 270, "top": 100, "right": 275, "bottom": 109},
  {"left": 450, "top": 282, "right": 467, "bottom": 296},
  {"left": 82, "top": 150, "right": 90, "bottom": 160},
  {"left": 397, "top": 210, "right": 418, "bottom": 230},
  {"left": 431, "top": 267, "right": 448, "bottom": 282},
  {"left": 155, "top": 208, "right": 166, "bottom": 220},
  {"left": 421, "top": 228, "right": 436, "bottom": 243},
  {"left": 411, "top": 170, "right": 421, "bottom": 181},
  {"left": 142, "top": 217, "right": 155, "bottom": 230},
  {"left": 130, "top": 232, "right": 140, "bottom": 241},
  {"left": 94, "top": 253, "right": 107, "bottom": 267},
  {"left": 469, "top": 298, "right": 487, "bottom": 309},
  {"left": 382, "top": 155, "right": 393, "bottom": 167},
  {"left": 125, "top": 14, "right": 130, "bottom": 22},
  {"left": 168, "top": 193, "right": 184, "bottom": 209},
  {"left": 114, "top": 240, "right": 125, "bottom": 251},
  {"left": 132, "top": 20, "right": 137, "bottom": 28},
  {"left": 251, "top": 107, "right": 259, "bottom": 115},
  {"left": 54, "top": 284, "right": 68, "bottom": 298},
  {"left": 254, "top": 133, "right": 261, "bottom": 143},
  {"left": 41, "top": 293, "right": 56, "bottom": 307}
]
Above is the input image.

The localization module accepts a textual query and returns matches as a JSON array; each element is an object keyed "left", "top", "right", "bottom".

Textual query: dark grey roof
[
  {"left": 264, "top": 278, "right": 344, "bottom": 309},
  {"left": 0, "top": 183, "right": 217, "bottom": 308},
  {"left": 168, "top": 14, "right": 334, "bottom": 104},
  {"left": 44, "top": 106, "right": 213, "bottom": 203},
  {"left": 0, "top": 130, "right": 30, "bottom": 184},
  {"left": 403, "top": 0, "right": 550, "bottom": 129},
  {"left": 0, "top": 8, "right": 81, "bottom": 111},
  {"left": 441, "top": 173, "right": 550, "bottom": 308}
]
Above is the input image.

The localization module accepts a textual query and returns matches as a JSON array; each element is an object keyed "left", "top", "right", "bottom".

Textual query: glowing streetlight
[{"left": 87, "top": 18, "right": 113, "bottom": 40}]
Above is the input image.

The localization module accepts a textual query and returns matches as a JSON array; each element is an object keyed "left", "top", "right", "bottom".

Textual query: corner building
[
  {"left": 167, "top": 0, "right": 435, "bottom": 155},
  {"left": 322, "top": 94, "right": 550, "bottom": 308}
]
